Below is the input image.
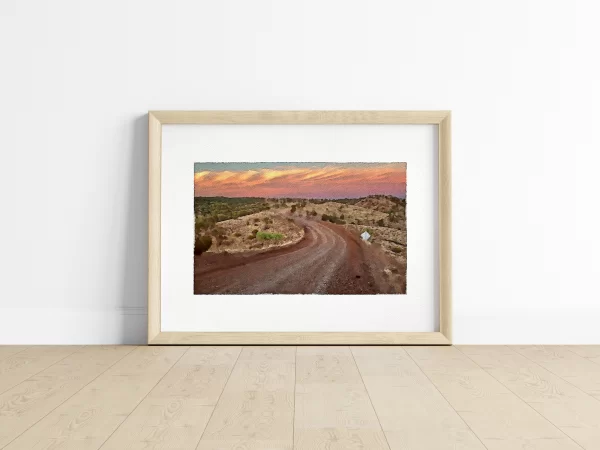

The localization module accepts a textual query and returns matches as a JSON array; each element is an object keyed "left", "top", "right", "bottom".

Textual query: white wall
[{"left": 1, "top": 0, "right": 598, "bottom": 344}]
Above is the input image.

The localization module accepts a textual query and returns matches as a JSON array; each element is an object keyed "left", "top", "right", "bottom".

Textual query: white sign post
[{"left": 360, "top": 231, "right": 371, "bottom": 241}]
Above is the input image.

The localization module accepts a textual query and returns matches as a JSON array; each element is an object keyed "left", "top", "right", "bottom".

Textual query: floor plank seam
[
  {"left": 0, "top": 346, "right": 31, "bottom": 363},
  {"left": 455, "top": 346, "right": 586, "bottom": 450},
  {"left": 96, "top": 346, "right": 190, "bottom": 450},
  {"left": 349, "top": 346, "right": 392, "bottom": 450},
  {"left": 193, "top": 345, "right": 243, "bottom": 450},
  {"left": 402, "top": 346, "right": 491, "bottom": 450},
  {"left": 510, "top": 346, "right": 600, "bottom": 405},
  {"left": 0, "top": 345, "right": 84, "bottom": 396},
  {"left": 564, "top": 346, "right": 600, "bottom": 366},
  {"left": 0, "top": 346, "right": 138, "bottom": 450}
]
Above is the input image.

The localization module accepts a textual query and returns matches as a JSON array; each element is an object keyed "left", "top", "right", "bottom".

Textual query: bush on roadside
[
  {"left": 256, "top": 231, "right": 283, "bottom": 240},
  {"left": 194, "top": 235, "right": 213, "bottom": 255}
]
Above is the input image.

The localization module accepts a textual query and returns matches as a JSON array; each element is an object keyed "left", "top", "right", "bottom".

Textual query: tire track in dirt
[{"left": 194, "top": 219, "right": 389, "bottom": 294}]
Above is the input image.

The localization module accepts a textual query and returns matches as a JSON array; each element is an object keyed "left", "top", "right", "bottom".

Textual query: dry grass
[
  {"left": 207, "top": 208, "right": 304, "bottom": 253},
  {"left": 355, "top": 196, "right": 398, "bottom": 212},
  {"left": 345, "top": 224, "right": 407, "bottom": 263},
  {"left": 292, "top": 201, "right": 388, "bottom": 224}
]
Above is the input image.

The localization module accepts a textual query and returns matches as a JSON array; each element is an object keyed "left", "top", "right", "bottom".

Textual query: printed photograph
[{"left": 194, "top": 162, "right": 407, "bottom": 295}]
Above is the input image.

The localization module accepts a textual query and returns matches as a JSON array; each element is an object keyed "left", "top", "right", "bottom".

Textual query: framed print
[{"left": 148, "top": 111, "right": 451, "bottom": 345}]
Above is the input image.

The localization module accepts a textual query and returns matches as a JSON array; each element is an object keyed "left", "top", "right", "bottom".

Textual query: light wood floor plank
[
  {"left": 294, "top": 346, "right": 389, "bottom": 450},
  {"left": 196, "top": 346, "right": 295, "bottom": 450},
  {"left": 0, "top": 346, "right": 83, "bottom": 394},
  {"left": 406, "top": 346, "right": 582, "bottom": 450},
  {"left": 514, "top": 346, "right": 600, "bottom": 400},
  {"left": 0, "top": 346, "right": 30, "bottom": 362},
  {"left": 0, "top": 346, "right": 135, "bottom": 449},
  {"left": 352, "top": 346, "right": 485, "bottom": 450},
  {"left": 3, "top": 346, "right": 187, "bottom": 450},
  {"left": 101, "top": 346, "right": 241, "bottom": 450},
  {"left": 459, "top": 345, "right": 600, "bottom": 450},
  {"left": 565, "top": 346, "right": 600, "bottom": 365}
]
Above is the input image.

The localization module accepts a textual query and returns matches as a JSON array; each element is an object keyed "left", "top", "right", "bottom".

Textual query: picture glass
[{"left": 193, "top": 162, "right": 407, "bottom": 295}]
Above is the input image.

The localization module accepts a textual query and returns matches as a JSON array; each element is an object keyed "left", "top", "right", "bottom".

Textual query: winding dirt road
[{"left": 194, "top": 219, "right": 397, "bottom": 295}]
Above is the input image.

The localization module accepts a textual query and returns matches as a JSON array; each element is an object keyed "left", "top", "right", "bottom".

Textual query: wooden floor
[{"left": 0, "top": 346, "right": 599, "bottom": 449}]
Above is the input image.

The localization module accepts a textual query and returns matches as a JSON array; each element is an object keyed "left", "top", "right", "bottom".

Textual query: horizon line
[{"left": 194, "top": 194, "right": 406, "bottom": 200}]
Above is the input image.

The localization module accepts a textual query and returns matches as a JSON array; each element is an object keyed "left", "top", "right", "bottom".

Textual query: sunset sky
[{"left": 194, "top": 162, "right": 406, "bottom": 199}]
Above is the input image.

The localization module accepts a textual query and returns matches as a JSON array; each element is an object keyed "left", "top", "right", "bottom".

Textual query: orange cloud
[{"left": 194, "top": 164, "right": 406, "bottom": 199}]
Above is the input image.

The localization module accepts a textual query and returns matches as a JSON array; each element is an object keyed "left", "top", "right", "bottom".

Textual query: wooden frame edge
[
  {"left": 148, "top": 332, "right": 451, "bottom": 346},
  {"left": 147, "top": 111, "right": 452, "bottom": 345},
  {"left": 439, "top": 112, "right": 452, "bottom": 343},
  {"left": 148, "top": 112, "right": 162, "bottom": 344},
  {"left": 149, "top": 110, "right": 451, "bottom": 125}
]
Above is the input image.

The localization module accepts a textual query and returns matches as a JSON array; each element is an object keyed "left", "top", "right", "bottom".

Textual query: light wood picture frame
[{"left": 148, "top": 111, "right": 451, "bottom": 345}]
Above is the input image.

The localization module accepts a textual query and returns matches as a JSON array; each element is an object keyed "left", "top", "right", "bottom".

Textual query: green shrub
[
  {"left": 391, "top": 246, "right": 403, "bottom": 254},
  {"left": 194, "top": 235, "right": 213, "bottom": 255},
  {"left": 247, "top": 234, "right": 256, "bottom": 240},
  {"left": 252, "top": 229, "right": 259, "bottom": 235},
  {"left": 256, "top": 231, "right": 283, "bottom": 240},
  {"left": 233, "top": 232, "right": 242, "bottom": 237},
  {"left": 311, "top": 210, "right": 317, "bottom": 216},
  {"left": 376, "top": 219, "right": 385, "bottom": 226},
  {"left": 321, "top": 214, "right": 329, "bottom": 221}
]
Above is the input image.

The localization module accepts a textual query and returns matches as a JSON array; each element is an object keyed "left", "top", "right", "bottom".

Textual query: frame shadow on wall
[{"left": 118, "top": 115, "right": 150, "bottom": 343}]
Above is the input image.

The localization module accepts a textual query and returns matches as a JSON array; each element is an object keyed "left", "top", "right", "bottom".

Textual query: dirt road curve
[{"left": 194, "top": 219, "right": 396, "bottom": 295}]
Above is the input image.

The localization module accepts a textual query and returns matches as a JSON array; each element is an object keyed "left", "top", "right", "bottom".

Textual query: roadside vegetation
[
  {"left": 194, "top": 194, "right": 407, "bottom": 293},
  {"left": 256, "top": 231, "right": 283, "bottom": 240},
  {"left": 194, "top": 197, "right": 271, "bottom": 224}
]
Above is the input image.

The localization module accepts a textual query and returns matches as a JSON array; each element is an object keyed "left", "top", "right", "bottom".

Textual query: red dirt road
[{"left": 194, "top": 219, "right": 402, "bottom": 295}]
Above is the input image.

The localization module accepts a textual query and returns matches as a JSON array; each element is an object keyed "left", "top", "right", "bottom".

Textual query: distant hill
[{"left": 355, "top": 195, "right": 405, "bottom": 213}]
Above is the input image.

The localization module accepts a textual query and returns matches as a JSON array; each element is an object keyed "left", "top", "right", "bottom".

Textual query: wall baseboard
[{"left": 0, "top": 307, "right": 148, "bottom": 344}]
